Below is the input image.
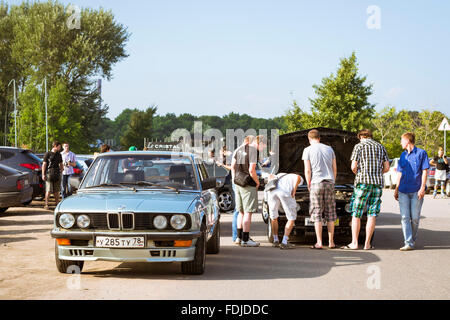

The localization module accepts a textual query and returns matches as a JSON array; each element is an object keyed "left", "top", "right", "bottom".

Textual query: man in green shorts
[{"left": 342, "top": 129, "right": 390, "bottom": 250}]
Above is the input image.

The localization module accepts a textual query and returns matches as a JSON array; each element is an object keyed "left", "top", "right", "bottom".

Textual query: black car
[
  {"left": 262, "top": 127, "right": 369, "bottom": 244},
  {"left": 0, "top": 163, "right": 33, "bottom": 213},
  {"left": 0, "top": 147, "right": 44, "bottom": 199}
]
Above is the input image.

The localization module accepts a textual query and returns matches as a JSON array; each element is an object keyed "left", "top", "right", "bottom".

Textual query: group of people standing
[
  {"left": 41, "top": 141, "right": 77, "bottom": 210},
  {"left": 221, "top": 128, "right": 434, "bottom": 252}
]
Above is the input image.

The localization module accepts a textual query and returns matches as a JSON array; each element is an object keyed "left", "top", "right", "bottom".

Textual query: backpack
[{"left": 264, "top": 173, "right": 288, "bottom": 192}]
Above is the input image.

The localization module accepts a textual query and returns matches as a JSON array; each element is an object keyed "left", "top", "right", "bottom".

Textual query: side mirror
[
  {"left": 69, "top": 176, "right": 81, "bottom": 190},
  {"left": 215, "top": 177, "right": 226, "bottom": 188},
  {"left": 201, "top": 177, "right": 216, "bottom": 190}
]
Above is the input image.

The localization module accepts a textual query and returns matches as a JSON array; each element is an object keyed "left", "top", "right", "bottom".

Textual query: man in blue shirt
[{"left": 394, "top": 132, "right": 429, "bottom": 251}]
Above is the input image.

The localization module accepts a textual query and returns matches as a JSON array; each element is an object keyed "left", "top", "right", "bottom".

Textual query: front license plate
[
  {"left": 95, "top": 236, "right": 145, "bottom": 248},
  {"left": 304, "top": 218, "right": 340, "bottom": 227}
]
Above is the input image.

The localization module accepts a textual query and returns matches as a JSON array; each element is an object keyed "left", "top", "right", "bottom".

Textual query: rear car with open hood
[{"left": 262, "top": 127, "right": 370, "bottom": 243}]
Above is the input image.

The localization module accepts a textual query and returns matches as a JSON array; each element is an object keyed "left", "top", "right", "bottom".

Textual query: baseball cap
[{"left": 129, "top": 146, "right": 137, "bottom": 151}]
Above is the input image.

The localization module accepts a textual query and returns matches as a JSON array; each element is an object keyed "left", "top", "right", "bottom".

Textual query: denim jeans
[
  {"left": 61, "top": 174, "right": 72, "bottom": 199},
  {"left": 433, "top": 180, "right": 445, "bottom": 196},
  {"left": 398, "top": 191, "right": 424, "bottom": 247},
  {"left": 232, "top": 183, "right": 239, "bottom": 241}
]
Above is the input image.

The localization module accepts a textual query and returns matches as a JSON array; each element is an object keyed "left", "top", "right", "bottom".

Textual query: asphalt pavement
[{"left": 0, "top": 190, "right": 449, "bottom": 300}]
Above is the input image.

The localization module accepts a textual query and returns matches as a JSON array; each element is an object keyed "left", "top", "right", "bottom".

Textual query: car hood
[
  {"left": 276, "top": 127, "right": 359, "bottom": 185},
  {"left": 58, "top": 191, "right": 200, "bottom": 213}
]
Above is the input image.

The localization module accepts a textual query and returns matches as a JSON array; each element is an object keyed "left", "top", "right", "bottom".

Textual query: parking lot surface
[{"left": 0, "top": 190, "right": 449, "bottom": 300}]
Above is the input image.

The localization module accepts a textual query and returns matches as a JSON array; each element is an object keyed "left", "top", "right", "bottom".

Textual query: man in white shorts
[
  {"left": 268, "top": 173, "right": 303, "bottom": 249},
  {"left": 430, "top": 147, "right": 448, "bottom": 198}
]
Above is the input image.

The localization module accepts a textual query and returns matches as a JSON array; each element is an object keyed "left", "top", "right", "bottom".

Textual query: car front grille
[
  {"left": 107, "top": 213, "right": 121, "bottom": 230},
  {"left": 89, "top": 213, "right": 191, "bottom": 231},
  {"left": 121, "top": 212, "right": 134, "bottom": 230}
]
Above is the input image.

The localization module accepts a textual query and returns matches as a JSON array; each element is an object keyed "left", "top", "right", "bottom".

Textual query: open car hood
[{"left": 276, "top": 127, "right": 358, "bottom": 185}]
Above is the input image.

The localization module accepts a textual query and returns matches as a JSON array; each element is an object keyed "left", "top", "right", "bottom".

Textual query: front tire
[
  {"left": 55, "top": 242, "right": 84, "bottom": 274},
  {"left": 182, "top": 223, "right": 206, "bottom": 275},
  {"left": 261, "top": 201, "right": 269, "bottom": 224},
  {"left": 446, "top": 181, "right": 450, "bottom": 197},
  {"left": 267, "top": 220, "right": 274, "bottom": 243},
  {"left": 206, "top": 221, "right": 220, "bottom": 254}
]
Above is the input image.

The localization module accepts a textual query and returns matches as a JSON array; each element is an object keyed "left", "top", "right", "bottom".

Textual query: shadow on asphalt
[
  {"left": 0, "top": 208, "right": 53, "bottom": 218},
  {"left": 0, "top": 236, "right": 37, "bottom": 244},
  {"left": 85, "top": 212, "right": 450, "bottom": 279},
  {"left": 376, "top": 212, "right": 426, "bottom": 226},
  {"left": 86, "top": 246, "right": 381, "bottom": 280},
  {"left": 0, "top": 228, "right": 51, "bottom": 236},
  {"left": 0, "top": 219, "right": 54, "bottom": 227}
]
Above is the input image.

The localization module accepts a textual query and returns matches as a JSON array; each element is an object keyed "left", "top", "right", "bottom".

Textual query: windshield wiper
[
  {"left": 120, "top": 181, "right": 179, "bottom": 192},
  {"left": 84, "top": 183, "right": 136, "bottom": 191}
]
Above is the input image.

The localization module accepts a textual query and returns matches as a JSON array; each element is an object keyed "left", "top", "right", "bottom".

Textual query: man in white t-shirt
[
  {"left": 60, "top": 142, "right": 77, "bottom": 199},
  {"left": 267, "top": 173, "right": 303, "bottom": 249},
  {"left": 302, "top": 129, "right": 337, "bottom": 250}
]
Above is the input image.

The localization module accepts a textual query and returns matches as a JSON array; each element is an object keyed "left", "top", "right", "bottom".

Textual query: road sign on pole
[{"left": 438, "top": 117, "right": 449, "bottom": 155}]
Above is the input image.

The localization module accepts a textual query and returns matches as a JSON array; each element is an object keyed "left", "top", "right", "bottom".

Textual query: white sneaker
[
  {"left": 400, "top": 245, "right": 414, "bottom": 251},
  {"left": 241, "top": 239, "right": 260, "bottom": 247},
  {"left": 234, "top": 238, "right": 241, "bottom": 245}
]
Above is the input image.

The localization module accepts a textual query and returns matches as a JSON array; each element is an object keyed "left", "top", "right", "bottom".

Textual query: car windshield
[{"left": 80, "top": 154, "right": 199, "bottom": 191}]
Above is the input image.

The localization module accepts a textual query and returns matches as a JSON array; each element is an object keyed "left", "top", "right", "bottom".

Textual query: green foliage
[
  {"left": 285, "top": 52, "right": 375, "bottom": 132},
  {"left": 372, "top": 108, "right": 448, "bottom": 158},
  {"left": 0, "top": 0, "right": 129, "bottom": 152},
  {"left": 98, "top": 110, "right": 287, "bottom": 149},
  {"left": 372, "top": 106, "right": 404, "bottom": 158},
  {"left": 120, "top": 106, "right": 157, "bottom": 149}
]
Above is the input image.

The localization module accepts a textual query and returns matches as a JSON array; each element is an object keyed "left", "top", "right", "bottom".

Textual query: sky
[{"left": 8, "top": 0, "right": 450, "bottom": 119}]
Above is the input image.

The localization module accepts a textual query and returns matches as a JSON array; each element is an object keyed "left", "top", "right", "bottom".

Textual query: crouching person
[{"left": 268, "top": 173, "right": 303, "bottom": 249}]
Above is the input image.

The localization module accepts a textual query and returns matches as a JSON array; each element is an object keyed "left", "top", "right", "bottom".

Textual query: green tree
[
  {"left": 120, "top": 106, "right": 157, "bottom": 149},
  {"left": 0, "top": 1, "right": 129, "bottom": 151},
  {"left": 285, "top": 52, "right": 375, "bottom": 132},
  {"left": 372, "top": 106, "right": 404, "bottom": 158}
]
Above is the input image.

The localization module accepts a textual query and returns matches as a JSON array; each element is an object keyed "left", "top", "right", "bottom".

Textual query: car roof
[
  {"left": 96, "top": 151, "right": 200, "bottom": 160},
  {"left": 0, "top": 146, "right": 29, "bottom": 152}
]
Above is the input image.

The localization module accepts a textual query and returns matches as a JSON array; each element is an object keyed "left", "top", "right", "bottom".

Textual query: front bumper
[
  {"left": 56, "top": 245, "right": 196, "bottom": 262},
  {"left": 52, "top": 229, "right": 201, "bottom": 262},
  {"left": 51, "top": 229, "right": 201, "bottom": 241}
]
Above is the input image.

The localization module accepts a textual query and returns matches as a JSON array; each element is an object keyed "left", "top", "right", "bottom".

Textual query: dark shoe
[
  {"left": 272, "top": 240, "right": 280, "bottom": 247},
  {"left": 280, "top": 243, "right": 295, "bottom": 250}
]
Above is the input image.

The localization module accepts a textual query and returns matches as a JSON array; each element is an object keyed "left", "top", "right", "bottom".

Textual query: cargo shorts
[
  {"left": 45, "top": 174, "right": 61, "bottom": 194},
  {"left": 235, "top": 185, "right": 258, "bottom": 213},
  {"left": 309, "top": 180, "right": 337, "bottom": 223}
]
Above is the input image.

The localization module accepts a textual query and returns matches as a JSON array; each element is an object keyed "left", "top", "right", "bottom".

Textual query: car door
[{"left": 196, "top": 160, "right": 219, "bottom": 238}]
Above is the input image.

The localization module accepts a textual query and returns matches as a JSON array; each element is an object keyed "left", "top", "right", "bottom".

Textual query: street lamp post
[
  {"left": 44, "top": 77, "right": 48, "bottom": 152},
  {"left": 7, "top": 79, "right": 17, "bottom": 147}
]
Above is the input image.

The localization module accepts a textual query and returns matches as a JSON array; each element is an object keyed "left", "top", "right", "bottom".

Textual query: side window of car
[
  {"left": 0, "top": 151, "right": 14, "bottom": 161},
  {"left": 198, "top": 162, "right": 209, "bottom": 181}
]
